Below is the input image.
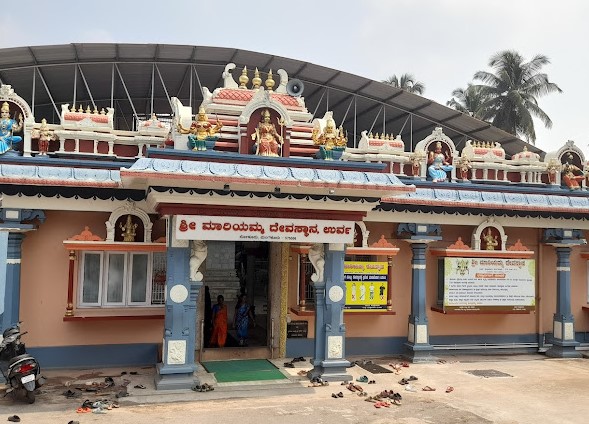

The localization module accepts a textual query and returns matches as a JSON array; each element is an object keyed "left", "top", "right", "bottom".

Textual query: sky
[{"left": 1, "top": 0, "right": 588, "bottom": 156}]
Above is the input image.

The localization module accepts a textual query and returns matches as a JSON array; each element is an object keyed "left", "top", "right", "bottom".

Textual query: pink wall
[
  {"left": 20, "top": 210, "right": 163, "bottom": 348},
  {"left": 287, "top": 222, "right": 589, "bottom": 341}
]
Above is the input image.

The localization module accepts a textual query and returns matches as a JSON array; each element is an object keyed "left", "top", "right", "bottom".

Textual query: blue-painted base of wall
[{"left": 28, "top": 344, "right": 159, "bottom": 369}]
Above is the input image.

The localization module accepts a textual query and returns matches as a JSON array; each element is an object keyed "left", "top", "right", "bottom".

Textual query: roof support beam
[
  {"left": 78, "top": 65, "right": 96, "bottom": 109},
  {"left": 35, "top": 66, "right": 60, "bottom": 117},
  {"left": 342, "top": 91, "right": 404, "bottom": 127},
  {"left": 155, "top": 64, "right": 172, "bottom": 110},
  {"left": 115, "top": 63, "right": 139, "bottom": 127}
]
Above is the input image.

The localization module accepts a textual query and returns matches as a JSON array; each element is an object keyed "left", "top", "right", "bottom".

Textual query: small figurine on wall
[
  {"left": 33, "top": 119, "right": 57, "bottom": 156},
  {"left": 120, "top": 215, "right": 138, "bottom": 242},
  {"left": 458, "top": 155, "right": 472, "bottom": 181},
  {"left": 483, "top": 227, "right": 498, "bottom": 250}
]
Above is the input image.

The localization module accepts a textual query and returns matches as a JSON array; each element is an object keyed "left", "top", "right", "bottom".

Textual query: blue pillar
[
  {"left": 0, "top": 209, "right": 45, "bottom": 333},
  {"left": 405, "top": 241, "right": 435, "bottom": 362},
  {"left": 543, "top": 228, "right": 585, "bottom": 358},
  {"left": 397, "top": 223, "right": 441, "bottom": 363},
  {"left": 546, "top": 246, "right": 581, "bottom": 358},
  {"left": 155, "top": 232, "right": 200, "bottom": 390},
  {"left": 308, "top": 243, "right": 351, "bottom": 382}
]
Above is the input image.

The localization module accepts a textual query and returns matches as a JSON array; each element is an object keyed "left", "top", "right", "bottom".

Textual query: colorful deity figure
[
  {"left": 177, "top": 106, "right": 222, "bottom": 151},
  {"left": 120, "top": 215, "right": 138, "bottom": 242},
  {"left": 312, "top": 117, "right": 347, "bottom": 160},
  {"left": 427, "top": 141, "right": 453, "bottom": 182},
  {"left": 483, "top": 227, "right": 498, "bottom": 250},
  {"left": 458, "top": 155, "right": 472, "bottom": 181},
  {"left": 34, "top": 119, "right": 57, "bottom": 156},
  {"left": 561, "top": 153, "right": 584, "bottom": 190},
  {"left": 252, "top": 109, "right": 283, "bottom": 157},
  {"left": 0, "top": 102, "right": 23, "bottom": 155}
]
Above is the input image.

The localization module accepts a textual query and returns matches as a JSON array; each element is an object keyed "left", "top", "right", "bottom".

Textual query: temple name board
[
  {"left": 175, "top": 215, "right": 354, "bottom": 243},
  {"left": 442, "top": 257, "right": 536, "bottom": 312}
]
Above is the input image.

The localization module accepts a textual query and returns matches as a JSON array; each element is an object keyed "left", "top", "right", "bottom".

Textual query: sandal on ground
[
  {"left": 408, "top": 375, "right": 418, "bottom": 381},
  {"left": 422, "top": 386, "right": 436, "bottom": 391},
  {"left": 68, "top": 421, "right": 80, "bottom": 424},
  {"left": 331, "top": 393, "right": 338, "bottom": 398},
  {"left": 398, "top": 378, "right": 409, "bottom": 385},
  {"left": 284, "top": 362, "right": 295, "bottom": 368},
  {"left": 356, "top": 375, "right": 369, "bottom": 383},
  {"left": 337, "top": 391, "right": 344, "bottom": 398},
  {"left": 446, "top": 386, "right": 454, "bottom": 393},
  {"left": 134, "top": 384, "right": 146, "bottom": 389},
  {"left": 7, "top": 416, "right": 20, "bottom": 423},
  {"left": 297, "top": 370, "right": 308, "bottom": 376}
]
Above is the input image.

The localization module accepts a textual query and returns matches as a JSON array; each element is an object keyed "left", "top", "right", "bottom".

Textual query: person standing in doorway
[
  {"left": 234, "top": 294, "right": 256, "bottom": 347},
  {"left": 210, "top": 295, "right": 228, "bottom": 348}
]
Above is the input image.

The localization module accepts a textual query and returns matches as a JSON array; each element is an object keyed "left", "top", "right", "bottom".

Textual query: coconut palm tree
[
  {"left": 472, "top": 50, "right": 562, "bottom": 143},
  {"left": 382, "top": 74, "right": 425, "bottom": 95},
  {"left": 446, "top": 84, "right": 491, "bottom": 119}
]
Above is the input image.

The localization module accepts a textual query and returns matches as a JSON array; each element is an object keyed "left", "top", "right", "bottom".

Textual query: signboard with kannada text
[
  {"left": 343, "top": 261, "right": 388, "bottom": 312},
  {"left": 175, "top": 215, "right": 354, "bottom": 244},
  {"left": 443, "top": 257, "right": 535, "bottom": 312}
]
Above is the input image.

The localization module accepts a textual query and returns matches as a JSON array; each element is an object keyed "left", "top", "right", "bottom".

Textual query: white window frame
[{"left": 78, "top": 251, "right": 157, "bottom": 308}]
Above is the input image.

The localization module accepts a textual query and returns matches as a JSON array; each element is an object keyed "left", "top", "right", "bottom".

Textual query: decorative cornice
[
  {"left": 507, "top": 239, "right": 529, "bottom": 251},
  {"left": 448, "top": 237, "right": 470, "bottom": 250},
  {"left": 68, "top": 226, "right": 103, "bottom": 241},
  {"left": 371, "top": 235, "right": 397, "bottom": 248}
]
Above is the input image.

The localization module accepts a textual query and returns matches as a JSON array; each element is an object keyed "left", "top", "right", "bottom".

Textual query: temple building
[{"left": 0, "top": 44, "right": 588, "bottom": 390}]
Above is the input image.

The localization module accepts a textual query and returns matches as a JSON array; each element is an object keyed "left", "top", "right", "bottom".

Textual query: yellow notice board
[{"left": 343, "top": 261, "right": 388, "bottom": 311}]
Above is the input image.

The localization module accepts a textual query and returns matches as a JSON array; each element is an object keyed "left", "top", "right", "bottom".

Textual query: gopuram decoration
[
  {"left": 31, "top": 119, "right": 57, "bottom": 156},
  {"left": 312, "top": 112, "right": 347, "bottom": 160},
  {"left": 251, "top": 108, "right": 284, "bottom": 157}
]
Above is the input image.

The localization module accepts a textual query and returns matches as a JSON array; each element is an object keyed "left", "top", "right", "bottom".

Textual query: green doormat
[{"left": 201, "top": 359, "right": 287, "bottom": 383}]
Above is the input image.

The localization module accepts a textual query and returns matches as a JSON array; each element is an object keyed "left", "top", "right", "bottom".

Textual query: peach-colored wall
[
  {"left": 20, "top": 210, "right": 163, "bottom": 348},
  {"left": 286, "top": 222, "right": 589, "bottom": 341}
]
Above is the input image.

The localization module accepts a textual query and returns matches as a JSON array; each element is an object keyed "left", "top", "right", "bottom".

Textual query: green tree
[
  {"left": 446, "top": 84, "right": 491, "bottom": 119},
  {"left": 472, "top": 50, "right": 562, "bottom": 143},
  {"left": 382, "top": 73, "right": 425, "bottom": 95}
]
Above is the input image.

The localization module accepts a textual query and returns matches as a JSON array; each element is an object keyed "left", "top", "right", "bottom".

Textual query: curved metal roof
[{"left": 0, "top": 43, "right": 541, "bottom": 158}]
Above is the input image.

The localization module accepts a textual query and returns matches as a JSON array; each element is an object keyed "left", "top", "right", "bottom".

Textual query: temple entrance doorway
[{"left": 199, "top": 241, "right": 273, "bottom": 361}]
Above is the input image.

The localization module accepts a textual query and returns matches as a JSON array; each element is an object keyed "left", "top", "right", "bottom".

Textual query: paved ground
[{"left": 1, "top": 353, "right": 588, "bottom": 423}]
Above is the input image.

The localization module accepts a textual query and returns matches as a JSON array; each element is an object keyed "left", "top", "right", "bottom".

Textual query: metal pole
[
  {"left": 189, "top": 66, "right": 193, "bottom": 108},
  {"left": 78, "top": 65, "right": 96, "bottom": 109},
  {"left": 31, "top": 67, "right": 36, "bottom": 117},
  {"left": 115, "top": 63, "right": 139, "bottom": 125},
  {"left": 72, "top": 64, "right": 77, "bottom": 109},
  {"left": 340, "top": 96, "right": 354, "bottom": 128},
  {"left": 368, "top": 105, "right": 383, "bottom": 134},
  {"left": 383, "top": 105, "right": 386, "bottom": 135},
  {"left": 150, "top": 64, "right": 155, "bottom": 116},
  {"left": 36, "top": 68, "right": 60, "bottom": 117},
  {"left": 312, "top": 88, "right": 327, "bottom": 118},
  {"left": 354, "top": 96, "right": 357, "bottom": 147},
  {"left": 410, "top": 114, "right": 413, "bottom": 150},
  {"left": 155, "top": 64, "right": 172, "bottom": 109},
  {"left": 110, "top": 64, "right": 114, "bottom": 109}
]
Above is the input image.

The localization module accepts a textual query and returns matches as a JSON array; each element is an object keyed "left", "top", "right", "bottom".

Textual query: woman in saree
[
  {"left": 210, "top": 295, "right": 227, "bottom": 348},
  {"left": 233, "top": 294, "right": 255, "bottom": 347}
]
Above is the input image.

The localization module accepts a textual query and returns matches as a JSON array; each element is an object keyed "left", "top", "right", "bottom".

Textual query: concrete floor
[{"left": 1, "top": 353, "right": 588, "bottom": 423}]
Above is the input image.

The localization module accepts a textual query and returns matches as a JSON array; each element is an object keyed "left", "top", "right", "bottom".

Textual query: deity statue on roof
[
  {"left": 252, "top": 109, "right": 283, "bottom": 157},
  {"left": 561, "top": 153, "right": 585, "bottom": 190},
  {"left": 0, "top": 102, "right": 23, "bottom": 155},
  {"left": 34, "top": 118, "right": 57, "bottom": 156},
  {"left": 312, "top": 117, "right": 347, "bottom": 160},
  {"left": 177, "top": 106, "right": 222, "bottom": 151},
  {"left": 427, "top": 141, "right": 453, "bottom": 182}
]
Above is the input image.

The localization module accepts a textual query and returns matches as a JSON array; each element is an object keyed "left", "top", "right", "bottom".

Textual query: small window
[{"left": 78, "top": 251, "right": 165, "bottom": 308}]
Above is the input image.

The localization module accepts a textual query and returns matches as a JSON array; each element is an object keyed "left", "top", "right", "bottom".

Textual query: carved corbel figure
[
  {"left": 189, "top": 240, "right": 208, "bottom": 281},
  {"left": 308, "top": 243, "right": 325, "bottom": 283}
]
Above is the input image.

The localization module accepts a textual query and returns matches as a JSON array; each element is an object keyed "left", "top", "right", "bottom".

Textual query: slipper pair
[
  {"left": 284, "top": 362, "right": 295, "bottom": 368},
  {"left": 7, "top": 416, "right": 20, "bottom": 423},
  {"left": 374, "top": 401, "right": 391, "bottom": 408},
  {"left": 291, "top": 356, "right": 305, "bottom": 362},
  {"left": 331, "top": 391, "right": 344, "bottom": 398}
]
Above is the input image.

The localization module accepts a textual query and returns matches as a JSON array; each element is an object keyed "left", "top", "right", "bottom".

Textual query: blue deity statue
[
  {"left": 427, "top": 141, "right": 453, "bottom": 182},
  {"left": 0, "top": 102, "right": 23, "bottom": 155}
]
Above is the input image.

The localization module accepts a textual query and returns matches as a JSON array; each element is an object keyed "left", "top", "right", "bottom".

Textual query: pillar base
[
  {"left": 545, "top": 341, "right": 581, "bottom": 359},
  {"left": 307, "top": 359, "right": 351, "bottom": 382},
  {"left": 403, "top": 342, "right": 436, "bottom": 363},
  {"left": 154, "top": 363, "right": 197, "bottom": 390}
]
